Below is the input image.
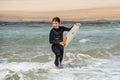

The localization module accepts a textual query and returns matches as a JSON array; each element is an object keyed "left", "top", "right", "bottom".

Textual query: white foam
[
  {"left": 79, "top": 39, "right": 90, "bottom": 43},
  {"left": 66, "top": 52, "right": 76, "bottom": 60},
  {"left": 0, "top": 57, "right": 120, "bottom": 80},
  {"left": 0, "top": 70, "right": 10, "bottom": 80},
  {"left": 0, "top": 61, "right": 55, "bottom": 80},
  {"left": 48, "top": 69, "right": 76, "bottom": 80},
  {"left": 48, "top": 73, "right": 75, "bottom": 80},
  {"left": 0, "top": 62, "right": 51, "bottom": 76},
  {"left": 0, "top": 61, "right": 55, "bottom": 72},
  {"left": 0, "top": 62, "right": 40, "bottom": 72}
]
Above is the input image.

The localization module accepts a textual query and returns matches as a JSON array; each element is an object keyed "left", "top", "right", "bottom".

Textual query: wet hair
[{"left": 52, "top": 17, "right": 61, "bottom": 23}]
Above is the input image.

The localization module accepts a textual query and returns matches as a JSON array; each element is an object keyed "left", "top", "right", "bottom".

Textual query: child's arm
[
  {"left": 63, "top": 26, "right": 72, "bottom": 31},
  {"left": 63, "top": 24, "right": 75, "bottom": 31},
  {"left": 63, "top": 23, "right": 81, "bottom": 31}
]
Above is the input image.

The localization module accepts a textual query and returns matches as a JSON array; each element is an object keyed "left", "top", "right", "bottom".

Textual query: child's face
[{"left": 52, "top": 21, "right": 60, "bottom": 29}]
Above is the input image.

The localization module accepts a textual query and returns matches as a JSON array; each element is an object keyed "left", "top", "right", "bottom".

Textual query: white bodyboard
[{"left": 63, "top": 23, "right": 80, "bottom": 47}]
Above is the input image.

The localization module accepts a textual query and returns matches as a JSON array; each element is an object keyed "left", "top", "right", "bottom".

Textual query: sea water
[{"left": 0, "top": 22, "right": 120, "bottom": 80}]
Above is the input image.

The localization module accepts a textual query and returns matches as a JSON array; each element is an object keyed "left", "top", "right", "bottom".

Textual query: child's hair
[{"left": 52, "top": 17, "right": 61, "bottom": 23}]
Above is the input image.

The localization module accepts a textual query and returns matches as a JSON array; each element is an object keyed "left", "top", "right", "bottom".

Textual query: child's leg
[
  {"left": 52, "top": 45, "right": 61, "bottom": 67},
  {"left": 60, "top": 51, "right": 63, "bottom": 64},
  {"left": 54, "top": 55, "right": 59, "bottom": 66},
  {"left": 59, "top": 46, "right": 64, "bottom": 65}
]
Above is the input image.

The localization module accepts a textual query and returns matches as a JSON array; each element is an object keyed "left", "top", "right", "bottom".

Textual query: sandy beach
[{"left": 0, "top": 0, "right": 120, "bottom": 20}]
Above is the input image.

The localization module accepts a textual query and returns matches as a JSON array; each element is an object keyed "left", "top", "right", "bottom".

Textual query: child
[{"left": 49, "top": 17, "right": 72, "bottom": 68}]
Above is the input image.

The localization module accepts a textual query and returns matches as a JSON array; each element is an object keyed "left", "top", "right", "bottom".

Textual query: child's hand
[{"left": 60, "top": 42, "right": 65, "bottom": 47}]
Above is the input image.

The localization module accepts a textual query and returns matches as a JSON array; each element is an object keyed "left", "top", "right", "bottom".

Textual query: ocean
[{"left": 0, "top": 21, "right": 120, "bottom": 80}]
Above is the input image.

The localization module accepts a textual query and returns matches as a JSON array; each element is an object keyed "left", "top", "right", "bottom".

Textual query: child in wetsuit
[{"left": 49, "top": 17, "right": 71, "bottom": 67}]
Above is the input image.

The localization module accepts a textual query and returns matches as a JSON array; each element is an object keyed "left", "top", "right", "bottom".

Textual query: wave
[
  {"left": 79, "top": 39, "right": 90, "bottom": 43},
  {"left": 0, "top": 62, "right": 54, "bottom": 80},
  {"left": 0, "top": 55, "right": 120, "bottom": 80}
]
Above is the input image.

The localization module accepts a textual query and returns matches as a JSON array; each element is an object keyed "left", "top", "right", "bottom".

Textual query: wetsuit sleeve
[
  {"left": 49, "top": 30, "right": 60, "bottom": 45},
  {"left": 63, "top": 26, "right": 72, "bottom": 31}
]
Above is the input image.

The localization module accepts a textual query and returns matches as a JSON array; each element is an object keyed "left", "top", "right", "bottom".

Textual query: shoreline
[{"left": 0, "top": 18, "right": 120, "bottom": 25}]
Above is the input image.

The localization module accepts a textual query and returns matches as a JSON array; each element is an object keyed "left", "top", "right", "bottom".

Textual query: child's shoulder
[
  {"left": 60, "top": 26, "right": 65, "bottom": 27},
  {"left": 60, "top": 26, "right": 66, "bottom": 29}
]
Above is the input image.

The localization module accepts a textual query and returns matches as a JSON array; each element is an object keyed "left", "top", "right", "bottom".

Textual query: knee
[{"left": 56, "top": 53, "right": 60, "bottom": 57}]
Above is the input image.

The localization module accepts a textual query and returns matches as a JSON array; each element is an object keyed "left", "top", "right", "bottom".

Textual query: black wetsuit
[{"left": 49, "top": 26, "right": 71, "bottom": 66}]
